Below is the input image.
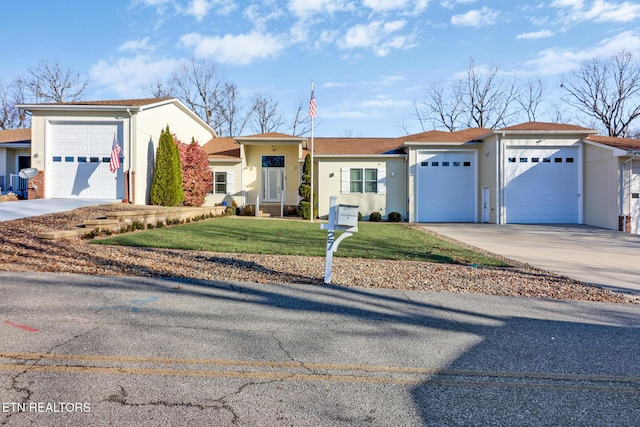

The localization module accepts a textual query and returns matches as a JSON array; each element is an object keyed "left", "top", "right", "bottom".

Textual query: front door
[
  {"left": 263, "top": 167, "right": 284, "bottom": 202},
  {"left": 482, "top": 186, "right": 490, "bottom": 223}
]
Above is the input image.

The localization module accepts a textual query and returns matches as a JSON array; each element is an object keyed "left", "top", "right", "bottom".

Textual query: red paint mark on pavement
[{"left": 3, "top": 321, "right": 39, "bottom": 332}]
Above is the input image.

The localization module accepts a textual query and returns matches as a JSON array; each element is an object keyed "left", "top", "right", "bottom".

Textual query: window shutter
[
  {"left": 377, "top": 167, "right": 386, "bottom": 194},
  {"left": 226, "top": 171, "right": 235, "bottom": 195},
  {"left": 340, "top": 168, "right": 350, "bottom": 194},
  {"left": 211, "top": 171, "right": 215, "bottom": 193}
]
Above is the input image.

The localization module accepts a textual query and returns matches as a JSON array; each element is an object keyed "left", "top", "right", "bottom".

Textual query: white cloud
[
  {"left": 340, "top": 20, "right": 415, "bottom": 56},
  {"left": 516, "top": 29, "right": 553, "bottom": 39},
  {"left": 441, "top": 0, "right": 476, "bottom": 9},
  {"left": 90, "top": 55, "right": 182, "bottom": 98},
  {"left": 118, "top": 37, "right": 155, "bottom": 52},
  {"left": 552, "top": 0, "right": 640, "bottom": 23},
  {"left": 524, "top": 30, "right": 640, "bottom": 75},
  {"left": 180, "top": 31, "right": 286, "bottom": 65},
  {"left": 185, "top": 0, "right": 211, "bottom": 21},
  {"left": 451, "top": 7, "right": 498, "bottom": 27},
  {"left": 287, "top": 0, "right": 355, "bottom": 18}
]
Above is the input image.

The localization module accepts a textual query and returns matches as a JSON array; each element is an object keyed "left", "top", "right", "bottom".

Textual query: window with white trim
[
  {"left": 214, "top": 171, "right": 234, "bottom": 195},
  {"left": 340, "top": 167, "right": 386, "bottom": 194},
  {"left": 214, "top": 172, "right": 227, "bottom": 194}
]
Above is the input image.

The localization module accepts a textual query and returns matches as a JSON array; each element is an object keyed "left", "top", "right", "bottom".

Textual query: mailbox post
[{"left": 320, "top": 196, "right": 358, "bottom": 284}]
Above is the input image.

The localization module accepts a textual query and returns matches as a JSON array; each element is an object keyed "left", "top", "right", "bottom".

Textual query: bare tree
[
  {"left": 561, "top": 50, "right": 640, "bottom": 137},
  {"left": 515, "top": 78, "right": 545, "bottom": 122},
  {"left": 144, "top": 80, "right": 176, "bottom": 98},
  {"left": 171, "top": 58, "right": 224, "bottom": 127},
  {"left": 414, "top": 59, "right": 518, "bottom": 131},
  {"left": 22, "top": 60, "right": 88, "bottom": 103},
  {"left": 290, "top": 99, "right": 312, "bottom": 136},
  {"left": 250, "top": 93, "right": 283, "bottom": 134},
  {"left": 214, "top": 83, "right": 253, "bottom": 137},
  {"left": 416, "top": 84, "right": 465, "bottom": 132},
  {"left": 463, "top": 60, "right": 517, "bottom": 129},
  {"left": 0, "top": 78, "right": 30, "bottom": 129}
]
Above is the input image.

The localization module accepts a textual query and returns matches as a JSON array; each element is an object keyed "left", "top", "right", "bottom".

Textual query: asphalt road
[{"left": 1, "top": 272, "right": 639, "bottom": 426}]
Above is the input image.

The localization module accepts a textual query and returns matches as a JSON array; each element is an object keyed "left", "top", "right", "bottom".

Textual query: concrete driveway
[
  {"left": 0, "top": 198, "right": 118, "bottom": 222},
  {"left": 424, "top": 224, "right": 640, "bottom": 299}
]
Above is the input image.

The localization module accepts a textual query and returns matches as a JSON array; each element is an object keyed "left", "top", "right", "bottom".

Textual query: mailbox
[{"left": 336, "top": 204, "right": 359, "bottom": 227}]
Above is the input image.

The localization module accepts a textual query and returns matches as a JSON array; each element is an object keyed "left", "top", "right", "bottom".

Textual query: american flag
[
  {"left": 309, "top": 86, "right": 316, "bottom": 119},
  {"left": 109, "top": 135, "right": 121, "bottom": 173}
]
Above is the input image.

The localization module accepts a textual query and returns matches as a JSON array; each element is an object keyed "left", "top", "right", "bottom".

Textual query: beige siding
[
  {"left": 242, "top": 144, "right": 301, "bottom": 206},
  {"left": 316, "top": 157, "right": 406, "bottom": 220},
  {"left": 478, "top": 136, "right": 498, "bottom": 223},
  {"left": 583, "top": 144, "right": 620, "bottom": 230},
  {"left": 135, "top": 103, "right": 215, "bottom": 204},
  {"left": 205, "top": 162, "right": 242, "bottom": 206}
]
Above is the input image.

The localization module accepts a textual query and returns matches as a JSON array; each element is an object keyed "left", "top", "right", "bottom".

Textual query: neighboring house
[
  {"left": 17, "top": 98, "right": 216, "bottom": 204},
  {"left": 6, "top": 97, "right": 640, "bottom": 235},
  {"left": 0, "top": 128, "right": 32, "bottom": 196}
]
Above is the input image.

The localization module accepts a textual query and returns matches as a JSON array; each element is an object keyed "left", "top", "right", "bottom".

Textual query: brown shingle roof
[
  {"left": 0, "top": 128, "right": 30, "bottom": 144},
  {"left": 586, "top": 135, "right": 640, "bottom": 152},
  {"left": 309, "top": 137, "right": 400, "bottom": 155},
  {"left": 39, "top": 98, "right": 174, "bottom": 107},
  {"left": 501, "top": 122, "right": 595, "bottom": 132},
  {"left": 202, "top": 137, "right": 240, "bottom": 159},
  {"left": 400, "top": 128, "right": 490, "bottom": 143}
]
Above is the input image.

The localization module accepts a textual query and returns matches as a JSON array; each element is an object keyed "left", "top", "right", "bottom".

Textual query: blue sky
[{"left": 2, "top": 0, "right": 640, "bottom": 137}]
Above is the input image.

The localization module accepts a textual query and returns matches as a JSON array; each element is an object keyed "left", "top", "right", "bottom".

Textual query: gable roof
[
  {"left": 586, "top": 135, "right": 640, "bottom": 152},
  {"left": 499, "top": 121, "right": 596, "bottom": 133},
  {"left": 0, "top": 128, "right": 30, "bottom": 144},
  {"left": 202, "top": 137, "right": 240, "bottom": 160}
]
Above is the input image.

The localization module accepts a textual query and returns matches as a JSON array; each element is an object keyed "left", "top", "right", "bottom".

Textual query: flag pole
[{"left": 309, "top": 81, "right": 315, "bottom": 223}]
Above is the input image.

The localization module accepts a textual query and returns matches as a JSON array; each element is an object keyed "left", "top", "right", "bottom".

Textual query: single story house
[{"left": 6, "top": 97, "right": 640, "bottom": 235}]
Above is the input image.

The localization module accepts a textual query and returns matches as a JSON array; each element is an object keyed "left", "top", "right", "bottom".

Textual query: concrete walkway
[
  {"left": 424, "top": 224, "right": 640, "bottom": 299},
  {"left": 0, "top": 199, "right": 118, "bottom": 222}
]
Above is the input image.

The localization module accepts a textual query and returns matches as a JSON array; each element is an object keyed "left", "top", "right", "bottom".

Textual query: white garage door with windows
[
  {"left": 504, "top": 146, "right": 579, "bottom": 223},
  {"left": 48, "top": 122, "right": 123, "bottom": 199},
  {"left": 416, "top": 151, "right": 476, "bottom": 222}
]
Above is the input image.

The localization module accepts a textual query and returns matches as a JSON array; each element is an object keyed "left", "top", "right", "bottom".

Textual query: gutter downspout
[
  {"left": 496, "top": 133, "right": 503, "bottom": 225},
  {"left": 126, "top": 108, "right": 134, "bottom": 204}
]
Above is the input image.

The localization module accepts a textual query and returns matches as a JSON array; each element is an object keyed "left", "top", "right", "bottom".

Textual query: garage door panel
[
  {"left": 48, "top": 122, "right": 123, "bottom": 199},
  {"left": 505, "top": 147, "right": 579, "bottom": 224},
  {"left": 417, "top": 151, "right": 476, "bottom": 222}
]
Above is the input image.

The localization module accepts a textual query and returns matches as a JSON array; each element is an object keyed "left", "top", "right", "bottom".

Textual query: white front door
[
  {"left": 263, "top": 168, "right": 283, "bottom": 202},
  {"left": 482, "top": 186, "right": 490, "bottom": 223}
]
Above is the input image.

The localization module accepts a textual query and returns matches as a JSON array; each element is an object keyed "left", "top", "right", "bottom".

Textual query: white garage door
[
  {"left": 416, "top": 151, "right": 476, "bottom": 222},
  {"left": 48, "top": 122, "right": 123, "bottom": 199},
  {"left": 504, "top": 147, "right": 579, "bottom": 223}
]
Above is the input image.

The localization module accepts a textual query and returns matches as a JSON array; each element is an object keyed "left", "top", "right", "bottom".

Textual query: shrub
[
  {"left": 388, "top": 212, "right": 402, "bottom": 222},
  {"left": 297, "top": 154, "right": 317, "bottom": 219},
  {"left": 150, "top": 126, "right": 184, "bottom": 207},
  {"left": 358, "top": 212, "right": 363, "bottom": 221},
  {"left": 297, "top": 200, "right": 310, "bottom": 220},
  {"left": 369, "top": 212, "right": 382, "bottom": 222},
  {"left": 177, "top": 136, "right": 212, "bottom": 207},
  {"left": 225, "top": 206, "right": 236, "bottom": 216}
]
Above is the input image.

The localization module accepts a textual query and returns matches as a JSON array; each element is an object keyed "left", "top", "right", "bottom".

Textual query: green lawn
[{"left": 92, "top": 217, "right": 509, "bottom": 267}]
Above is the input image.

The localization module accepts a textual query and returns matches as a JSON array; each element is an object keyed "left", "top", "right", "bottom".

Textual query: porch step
[{"left": 254, "top": 204, "right": 298, "bottom": 217}]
